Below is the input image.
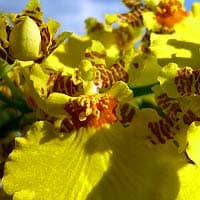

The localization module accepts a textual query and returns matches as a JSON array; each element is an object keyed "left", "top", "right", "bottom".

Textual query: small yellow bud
[{"left": 9, "top": 16, "right": 41, "bottom": 61}]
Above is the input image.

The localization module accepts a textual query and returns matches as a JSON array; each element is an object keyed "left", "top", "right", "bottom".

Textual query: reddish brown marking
[
  {"left": 20, "top": 14, "right": 42, "bottom": 26},
  {"left": 119, "top": 103, "right": 135, "bottom": 124},
  {"left": 94, "top": 61, "right": 129, "bottom": 89},
  {"left": 149, "top": 89, "right": 200, "bottom": 144},
  {"left": 51, "top": 74, "right": 83, "bottom": 96},
  {"left": 183, "top": 110, "right": 200, "bottom": 125},
  {"left": 41, "top": 26, "right": 51, "bottom": 56},
  {"left": 133, "top": 62, "right": 139, "bottom": 69},
  {"left": 41, "top": 87, "right": 45, "bottom": 95},
  {"left": 148, "top": 93, "right": 182, "bottom": 144},
  {"left": 114, "top": 27, "right": 134, "bottom": 49},
  {"left": 148, "top": 122, "right": 166, "bottom": 144},
  {"left": 0, "top": 47, "right": 7, "bottom": 60},
  {"left": 47, "top": 73, "right": 57, "bottom": 85},
  {"left": 25, "top": 10, "right": 36, "bottom": 14},
  {"left": 122, "top": 0, "right": 142, "bottom": 9},
  {"left": 87, "top": 22, "right": 104, "bottom": 33},
  {"left": 158, "top": 119, "right": 173, "bottom": 139},
  {"left": 60, "top": 118, "right": 74, "bottom": 133},
  {"left": 156, "top": 93, "right": 182, "bottom": 115},
  {"left": 27, "top": 96, "right": 37, "bottom": 108},
  {"left": 141, "top": 31, "right": 151, "bottom": 53},
  {"left": 146, "top": 136, "right": 157, "bottom": 145},
  {"left": 36, "top": 6, "right": 41, "bottom": 12},
  {"left": 29, "top": 16, "right": 42, "bottom": 26},
  {"left": 84, "top": 51, "right": 106, "bottom": 59},
  {"left": 175, "top": 68, "right": 200, "bottom": 96},
  {"left": 48, "top": 39, "right": 57, "bottom": 54},
  {"left": 119, "top": 7, "right": 144, "bottom": 27}
]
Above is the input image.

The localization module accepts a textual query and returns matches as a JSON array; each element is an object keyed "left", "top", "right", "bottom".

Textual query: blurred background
[{"left": 0, "top": 0, "right": 198, "bottom": 34}]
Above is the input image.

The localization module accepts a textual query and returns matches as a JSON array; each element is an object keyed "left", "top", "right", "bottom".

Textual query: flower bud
[{"left": 9, "top": 16, "right": 41, "bottom": 61}]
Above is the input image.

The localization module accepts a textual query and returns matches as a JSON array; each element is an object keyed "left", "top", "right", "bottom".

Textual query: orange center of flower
[
  {"left": 61, "top": 95, "right": 118, "bottom": 132},
  {"left": 155, "top": 0, "right": 188, "bottom": 28}
]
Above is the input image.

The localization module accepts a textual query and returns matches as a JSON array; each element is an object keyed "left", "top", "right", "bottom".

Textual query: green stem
[
  {"left": 138, "top": 100, "right": 165, "bottom": 117},
  {"left": 0, "top": 91, "right": 32, "bottom": 113},
  {"left": 3, "top": 75, "right": 23, "bottom": 99},
  {"left": 130, "top": 82, "right": 159, "bottom": 97},
  {"left": 0, "top": 59, "right": 15, "bottom": 78},
  {"left": 0, "top": 60, "right": 23, "bottom": 99}
]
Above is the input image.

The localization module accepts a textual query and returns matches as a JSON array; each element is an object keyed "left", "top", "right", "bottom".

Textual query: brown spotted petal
[
  {"left": 148, "top": 84, "right": 200, "bottom": 146},
  {"left": 157, "top": 64, "right": 200, "bottom": 122},
  {"left": 158, "top": 64, "right": 200, "bottom": 98}
]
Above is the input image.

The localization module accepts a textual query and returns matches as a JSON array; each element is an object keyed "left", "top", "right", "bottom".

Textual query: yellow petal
[
  {"left": 176, "top": 164, "right": 200, "bottom": 200},
  {"left": 3, "top": 109, "right": 200, "bottom": 200},
  {"left": 2, "top": 121, "right": 111, "bottom": 200},
  {"left": 186, "top": 121, "right": 200, "bottom": 166},
  {"left": 43, "top": 34, "right": 91, "bottom": 72}
]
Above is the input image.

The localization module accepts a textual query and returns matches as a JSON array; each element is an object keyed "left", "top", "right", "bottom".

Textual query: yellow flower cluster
[{"left": 1, "top": 0, "right": 200, "bottom": 199}]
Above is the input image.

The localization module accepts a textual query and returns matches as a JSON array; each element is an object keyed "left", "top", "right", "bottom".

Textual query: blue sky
[{"left": 0, "top": 0, "right": 199, "bottom": 34}]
